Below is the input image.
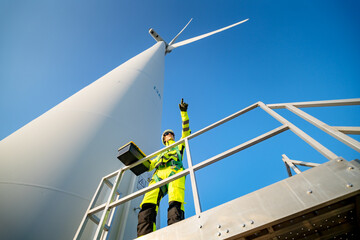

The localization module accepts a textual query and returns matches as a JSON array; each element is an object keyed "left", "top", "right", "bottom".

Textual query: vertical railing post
[{"left": 184, "top": 138, "right": 202, "bottom": 216}]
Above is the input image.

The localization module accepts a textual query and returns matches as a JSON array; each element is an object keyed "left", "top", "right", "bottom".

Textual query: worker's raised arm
[{"left": 179, "top": 98, "right": 191, "bottom": 139}]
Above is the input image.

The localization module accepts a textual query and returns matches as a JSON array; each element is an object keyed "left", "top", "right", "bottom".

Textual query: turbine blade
[
  {"left": 168, "top": 18, "right": 193, "bottom": 46},
  {"left": 169, "top": 18, "right": 249, "bottom": 50}
]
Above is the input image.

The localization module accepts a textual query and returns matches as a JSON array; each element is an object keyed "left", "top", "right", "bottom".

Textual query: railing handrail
[
  {"left": 106, "top": 98, "right": 360, "bottom": 211},
  {"left": 78, "top": 98, "right": 360, "bottom": 239},
  {"left": 109, "top": 98, "right": 360, "bottom": 178},
  {"left": 267, "top": 98, "right": 360, "bottom": 109},
  {"left": 105, "top": 102, "right": 259, "bottom": 178}
]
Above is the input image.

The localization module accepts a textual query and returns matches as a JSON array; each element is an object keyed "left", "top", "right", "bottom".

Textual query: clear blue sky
[{"left": 1, "top": 0, "right": 360, "bottom": 229}]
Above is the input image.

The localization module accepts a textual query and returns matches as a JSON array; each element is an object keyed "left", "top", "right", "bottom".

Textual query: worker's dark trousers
[{"left": 137, "top": 201, "right": 184, "bottom": 237}]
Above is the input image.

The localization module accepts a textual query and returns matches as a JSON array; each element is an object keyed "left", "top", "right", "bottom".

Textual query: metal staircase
[{"left": 74, "top": 98, "right": 360, "bottom": 240}]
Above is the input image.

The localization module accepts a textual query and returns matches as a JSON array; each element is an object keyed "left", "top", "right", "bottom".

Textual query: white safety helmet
[{"left": 162, "top": 129, "right": 175, "bottom": 145}]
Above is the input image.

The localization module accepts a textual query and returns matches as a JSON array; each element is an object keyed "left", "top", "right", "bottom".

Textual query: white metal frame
[
  {"left": 74, "top": 98, "right": 360, "bottom": 240},
  {"left": 282, "top": 154, "right": 320, "bottom": 177}
]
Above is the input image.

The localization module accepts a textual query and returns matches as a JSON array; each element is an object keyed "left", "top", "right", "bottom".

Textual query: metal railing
[
  {"left": 74, "top": 98, "right": 360, "bottom": 240},
  {"left": 281, "top": 154, "right": 320, "bottom": 177}
]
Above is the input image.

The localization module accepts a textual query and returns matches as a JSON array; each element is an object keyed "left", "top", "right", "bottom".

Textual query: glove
[{"left": 179, "top": 98, "right": 188, "bottom": 111}]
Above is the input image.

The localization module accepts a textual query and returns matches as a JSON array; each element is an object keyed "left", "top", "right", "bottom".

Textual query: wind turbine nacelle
[{"left": 149, "top": 28, "right": 166, "bottom": 44}]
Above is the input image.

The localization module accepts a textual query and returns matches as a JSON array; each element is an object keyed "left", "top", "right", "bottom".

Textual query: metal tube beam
[
  {"left": 289, "top": 162, "right": 304, "bottom": 175},
  {"left": 333, "top": 126, "right": 360, "bottom": 135},
  {"left": 88, "top": 215, "right": 110, "bottom": 231},
  {"left": 103, "top": 169, "right": 120, "bottom": 181},
  {"left": 188, "top": 103, "right": 258, "bottom": 140},
  {"left": 284, "top": 159, "right": 320, "bottom": 168},
  {"left": 185, "top": 138, "right": 202, "bottom": 215},
  {"left": 285, "top": 104, "right": 360, "bottom": 153},
  {"left": 192, "top": 125, "right": 289, "bottom": 172},
  {"left": 103, "top": 179, "right": 122, "bottom": 196},
  {"left": 267, "top": 98, "right": 360, "bottom": 109},
  {"left": 282, "top": 154, "right": 302, "bottom": 175},
  {"left": 281, "top": 154, "right": 293, "bottom": 177},
  {"left": 88, "top": 203, "right": 107, "bottom": 216},
  {"left": 283, "top": 161, "right": 293, "bottom": 177},
  {"left": 109, "top": 169, "right": 190, "bottom": 209},
  {"left": 258, "top": 102, "right": 338, "bottom": 161}
]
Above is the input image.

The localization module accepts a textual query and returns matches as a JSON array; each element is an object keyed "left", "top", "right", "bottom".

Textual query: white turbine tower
[{"left": 0, "top": 18, "right": 248, "bottom": 240}]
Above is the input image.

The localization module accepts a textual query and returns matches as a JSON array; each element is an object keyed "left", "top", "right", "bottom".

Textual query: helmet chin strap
[{"left": 164, "top": 136, "right": 174, "bottom": 144}]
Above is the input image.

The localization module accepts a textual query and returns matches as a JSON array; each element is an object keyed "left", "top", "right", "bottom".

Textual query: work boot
[
  {"left": 137, "top": 203, "right": 157, "bottom": 237},
  {"left": 167, "top": 201, "right": 184, "bottom": 226}
]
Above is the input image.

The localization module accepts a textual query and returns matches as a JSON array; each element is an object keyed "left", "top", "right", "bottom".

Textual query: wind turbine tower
[{"left": 0, "top": 18, "right": 249, "bottom": 240}]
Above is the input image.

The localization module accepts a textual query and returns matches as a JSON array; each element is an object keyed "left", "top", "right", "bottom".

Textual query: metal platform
[{"left": 138, "top": 159, "right": 360, "bottom": 240}]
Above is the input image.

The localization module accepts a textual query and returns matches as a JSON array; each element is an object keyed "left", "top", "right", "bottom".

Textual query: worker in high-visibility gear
[{"left": 137, "top": 99, "right": 191, "bottom": 237}]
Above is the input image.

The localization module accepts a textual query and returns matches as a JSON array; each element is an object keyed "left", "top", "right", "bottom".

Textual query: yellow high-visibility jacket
[{"left": 148, "top": 111, "right": 191, "bottom": 171}]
